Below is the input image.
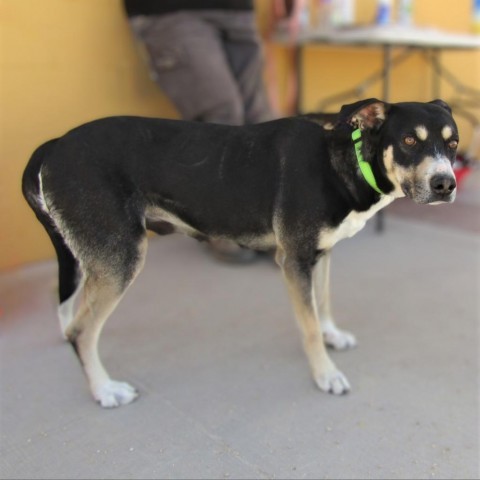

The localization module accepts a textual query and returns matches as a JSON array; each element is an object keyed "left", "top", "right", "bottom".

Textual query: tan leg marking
[
  {"left": 276, "top": 246, "right": 350, "bottom": 395},
  {"left": 314, "top": 252, "right": 357, "bottom": 350}
]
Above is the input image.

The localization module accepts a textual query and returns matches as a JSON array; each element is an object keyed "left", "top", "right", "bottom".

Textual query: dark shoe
[{"left": 207, "top": 239, "right": 258, "bottom": 264}]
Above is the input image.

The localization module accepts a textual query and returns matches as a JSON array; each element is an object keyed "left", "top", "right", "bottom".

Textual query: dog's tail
[
  {"left": 22, "top": 140, "right": 81, "bottom": 307},
  {"left": 22, "top": 139, "right": 57, "bottom": 215}
]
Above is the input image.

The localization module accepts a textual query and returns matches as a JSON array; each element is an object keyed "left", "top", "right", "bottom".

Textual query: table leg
[
  {"left": 375, "top": 45, "right": 393, "bottom": 233},
  {"left": 430, "top": 49, "right": 441, "bottom": 98},
  {"left": 295, "top": 45, "right": 303, "bottom": 114},
  {"left": 382, "top": 45, "right": 392, "bottom": 102}
]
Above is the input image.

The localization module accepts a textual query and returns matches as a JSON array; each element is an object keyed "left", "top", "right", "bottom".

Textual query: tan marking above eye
[
  {"left": 414, "top": 125, "right": 428, "bottom": 141},
  {"left": 404, "top": 136, "right": 416, "bottom": 146},
  {"left": 442, "top": 125, "right": 453, "bottom": 140}
]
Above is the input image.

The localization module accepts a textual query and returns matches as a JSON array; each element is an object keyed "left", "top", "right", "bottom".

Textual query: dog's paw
[
  {"left": 93, "top": 380, "right": 138, "bottom": 408},
  {"left": 315, "top": 369, "right": 351, "bottom": 395},
  {"left": 323, "top": 324, "right": 357, "bottom": 350}
]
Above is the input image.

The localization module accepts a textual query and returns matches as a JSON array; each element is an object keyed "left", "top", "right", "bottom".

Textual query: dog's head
[{"left": 340, "top": 98, "right": 459, "bottom": 204}]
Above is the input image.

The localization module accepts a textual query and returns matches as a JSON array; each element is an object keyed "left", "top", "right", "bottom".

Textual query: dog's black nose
[{"left": 430, "top": 174, "right": 456, "bottom": 195}]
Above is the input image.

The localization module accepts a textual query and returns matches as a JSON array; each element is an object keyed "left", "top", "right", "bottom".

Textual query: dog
[{"left": 22, "top": 98, "right": 458, "bottom": 407}]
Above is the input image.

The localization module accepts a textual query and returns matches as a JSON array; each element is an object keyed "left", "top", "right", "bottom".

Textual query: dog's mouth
[{"left": 401, "top": 181, "right": 413, "bottom": 198}]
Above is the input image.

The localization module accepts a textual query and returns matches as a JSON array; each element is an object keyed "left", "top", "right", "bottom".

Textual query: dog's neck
[{"left": 328, "top": 126, "right": 396, "bottom": 210}]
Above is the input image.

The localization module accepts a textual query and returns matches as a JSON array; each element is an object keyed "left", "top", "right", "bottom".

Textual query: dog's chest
[{"left": 318, "top": 195, "right": 394, "bottom": 250}]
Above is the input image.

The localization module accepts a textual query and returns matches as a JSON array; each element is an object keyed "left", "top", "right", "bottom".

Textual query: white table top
[{"left": 275, "top": 24, "right": 480, "bottom": 49}]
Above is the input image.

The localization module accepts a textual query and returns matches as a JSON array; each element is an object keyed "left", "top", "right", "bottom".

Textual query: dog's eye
[
  {"left": 404, "top": 136, "right": 416, "bottom": 146},
  {"left": 448, "top": 140, "right": 458, "bottom": 149}
]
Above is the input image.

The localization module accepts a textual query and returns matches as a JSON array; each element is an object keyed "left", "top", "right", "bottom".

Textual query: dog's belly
[
  {"left": 318, "top": 195, "right": 394, "bottom": 249},
  {"left": 236, "top": 232, "right": 276, "bottom": 250},
  {"left": 145, "top": 205, "right": 276, "bottom": 249}
]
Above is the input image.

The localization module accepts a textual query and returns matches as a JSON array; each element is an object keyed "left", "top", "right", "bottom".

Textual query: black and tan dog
[{"left": 22, "top": 98, "right": 458, "bottom": 407}]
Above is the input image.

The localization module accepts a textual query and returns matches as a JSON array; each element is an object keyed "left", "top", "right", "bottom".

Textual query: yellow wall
[
  {"left": 1, "top": 0, "right": 479, "bottom": 270},
  {"left": 0, "top": 0, "right": 177, "bottom": 270}
]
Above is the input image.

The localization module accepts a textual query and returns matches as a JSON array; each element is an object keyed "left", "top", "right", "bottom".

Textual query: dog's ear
[
  {"left": 340, "top": 98, "right": 389, "bottom": 130},
  {"left": 429, "top": 99, "right": 452, "bottom": 114}
]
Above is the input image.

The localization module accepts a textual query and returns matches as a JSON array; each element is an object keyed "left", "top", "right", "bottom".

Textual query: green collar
[{"left": 351, "top": 128, "right": 385, "bottom": 195}]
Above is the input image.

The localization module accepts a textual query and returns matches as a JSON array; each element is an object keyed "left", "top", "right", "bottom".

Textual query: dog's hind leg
[
  {"left": 65, "top": 237, "right": 147, "bottom": 408},
  {"left": 49, "top": 235, "right": 83, "bottom": 338},
  {"left": 37, "top": 213, "right": 84, "bottom": 338},
  {"left": 314, "top": 251, "right": 357, "bottom": 350},
  {"left": 276, "top": 247, "right": 350, "bottom": 395},
  {"left": 22, "top": 159, "right": 82, "bottom": 338}
]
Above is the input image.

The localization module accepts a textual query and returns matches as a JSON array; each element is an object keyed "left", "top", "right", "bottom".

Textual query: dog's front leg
[
  {"left": 276, "top": 247, "right": 350, "bottom": 395},
  {"left": 315, "top": 251, "right": 357, "bottom": 350}
]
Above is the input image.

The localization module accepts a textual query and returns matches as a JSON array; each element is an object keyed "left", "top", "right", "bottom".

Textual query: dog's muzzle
[{"left": 404, "top": 156, "right": 458, "bottom": 204}]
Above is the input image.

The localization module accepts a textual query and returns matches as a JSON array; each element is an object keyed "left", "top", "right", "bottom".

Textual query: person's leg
[
  {"left": 203, "top": 11, "right": 273, "bottom": 124},
  {"left": 128, "top": 12, "right": 245, "bottom": 125}
]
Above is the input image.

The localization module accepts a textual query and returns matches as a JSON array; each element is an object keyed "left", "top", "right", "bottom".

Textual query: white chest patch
[{"left": 318, "top": 195, "right": 395, "bottom": 250}]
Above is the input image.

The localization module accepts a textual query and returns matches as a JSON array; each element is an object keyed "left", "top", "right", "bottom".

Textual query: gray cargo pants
[{"left": 129, "top": 10, "right": 273, "bottom": 125}]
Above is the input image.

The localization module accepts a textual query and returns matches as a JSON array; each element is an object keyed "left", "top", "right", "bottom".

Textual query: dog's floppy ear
[
  {"left": 340, "top": 98, "right": 389, "bottom": 130},
  {"left": 428, "top": 99, "right": 452, "bottom": 114}
]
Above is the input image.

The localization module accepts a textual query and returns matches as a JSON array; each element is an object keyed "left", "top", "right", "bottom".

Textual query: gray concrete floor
[{"left": 1, "top": 172, "right": 479, "bottom": 479}]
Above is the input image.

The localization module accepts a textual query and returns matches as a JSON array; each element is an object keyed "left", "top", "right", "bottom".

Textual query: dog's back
[{"left": 24, "top": 116, "right": 317, "bottom": 246}]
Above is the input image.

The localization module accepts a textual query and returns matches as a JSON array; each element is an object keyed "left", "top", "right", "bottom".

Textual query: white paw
[
  {"left": 315, "top": 369, "right": 351, "bottom": 395},
  {"left": 93, "top": 380, "right": 138, "bottom": 408},
  {"left": 323, "top": 324, "right": 357, "bottom": 350}
]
